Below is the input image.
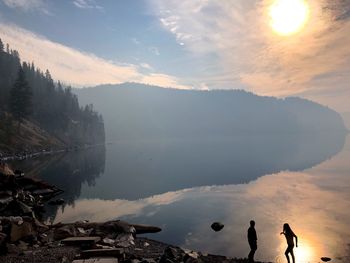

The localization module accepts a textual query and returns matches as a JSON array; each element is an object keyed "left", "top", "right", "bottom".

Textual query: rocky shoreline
[
  {"left": 0, "top": 144, "right": 101, "bottom": 162},
  {"left": 0, "top": 235, "right": 268, "bottom": 263},
  {"left": 0, "top": 163, "right": 270, "bottom": 263},
  {"left": 0, "top": 148, "right": 67, "bottom": 162}
]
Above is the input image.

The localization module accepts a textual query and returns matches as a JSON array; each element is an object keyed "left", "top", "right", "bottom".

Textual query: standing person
[
  {"left": 247, "top": 220, "right": 257, "bottom": 263},
  {"left": 280, "top": 223, "right": 298, "bottom": 263}
]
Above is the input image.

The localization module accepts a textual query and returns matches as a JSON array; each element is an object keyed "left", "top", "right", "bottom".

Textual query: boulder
[
  {"left": 10, "top": 221, "right": 35, "bottom": 242},
  {"left": 115, "top": 233, "right": 135, "bottom": 248},
  {"left": 54, "top": 225, "right": 77, "bottom": 240},
  {"left": 183, "top": 251, "right": 200, "bottom": 262},
  {"left": 159, "top": 246, "right": 182, "bottom": 263},
  {"left": 211, "top": 222, "right": 224, "bottom": 232},
  {"left": 102, "top": 237, "right": 115, "bottom": 246},
  {"left": 39, "top": 230, "right": 54, "bottom": 244}
]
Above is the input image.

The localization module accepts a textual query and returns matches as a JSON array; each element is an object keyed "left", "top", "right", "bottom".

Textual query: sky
[{"left": 0, "top": 0, "right": 349, "bottom": 112}]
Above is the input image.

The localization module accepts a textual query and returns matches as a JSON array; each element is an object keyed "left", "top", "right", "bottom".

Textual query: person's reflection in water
[
  {"left": 280, "top": 223, "right": 298, "bottom": 263},
  {"left": 247, "top": 220, "right": 258, "bottom": 263}
]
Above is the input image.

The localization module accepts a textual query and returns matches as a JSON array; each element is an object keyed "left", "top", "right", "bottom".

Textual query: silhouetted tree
[
  {"left": 0, "top": 39, "right": 4, "bottom": 52},
  {"left": 10, "top": 67, "right": 32, "bottom": 128}
]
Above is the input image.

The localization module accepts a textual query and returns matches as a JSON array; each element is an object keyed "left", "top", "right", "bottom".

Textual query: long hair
[{"left": 283, "top": 223, "right": 293, "bottom": 235}]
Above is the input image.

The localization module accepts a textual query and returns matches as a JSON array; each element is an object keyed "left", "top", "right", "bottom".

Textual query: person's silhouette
[
  {"left": 247, "top": 220, "right": 257, "bottom": 263},
  {"left": 280, "top": 223, "right": 298, "bottom": 263}
]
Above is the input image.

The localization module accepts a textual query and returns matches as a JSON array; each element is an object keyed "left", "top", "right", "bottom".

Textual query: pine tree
[
  {"left": 10, "top": 67, "right": 32, "bottom": 128},
  {"left": 0, "top": 38, "right": 4, "bottom": 52}
]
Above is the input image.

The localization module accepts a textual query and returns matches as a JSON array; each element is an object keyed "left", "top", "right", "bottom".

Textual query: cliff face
[{"left": 75, "top": 83, "right": 347, "bottom": 141}]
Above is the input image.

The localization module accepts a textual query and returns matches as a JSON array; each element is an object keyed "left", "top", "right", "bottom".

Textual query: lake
[{"left": 12, "top": 133, "right": 350, "bottom": 263}]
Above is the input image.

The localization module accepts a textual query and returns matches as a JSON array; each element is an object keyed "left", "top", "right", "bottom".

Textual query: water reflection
[
  {"left": 82, "top": 133, "right": 345, "bottom": 200},
  {"left": 9, "top": 133, "right": 349, "bottom": 262},
  {"left": 11, "top": 145, "right": 106, "bottom": 220},
  {"left": 51, "top": 135, "right": 350, "bottom": 262}
]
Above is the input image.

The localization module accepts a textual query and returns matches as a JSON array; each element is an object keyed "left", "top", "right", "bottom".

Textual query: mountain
[{"left": 75, "top": 83, "right": 347, "bottom": 141}]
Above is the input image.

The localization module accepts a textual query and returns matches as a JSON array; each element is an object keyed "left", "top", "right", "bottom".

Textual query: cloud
[
  {"left": 73, "top": 0, "right": 103, "bottom": 11},
  {"left": 53, "top": 188, "right": 190, "bottom": 223},
  {"left": 151, "top": 0, "right": 350, "bottom": 112},
  {"left": 139, "top": 73, "right": 191, "bottom": 89},
  {"left": 2, "top": 0, "right": 50, "bottom": 14},
  {"left": 139, "top": 63, "right": 153, "bottom": 70},
  {"left": 0, "top": 22, "right": 190, "bottom": 89}
]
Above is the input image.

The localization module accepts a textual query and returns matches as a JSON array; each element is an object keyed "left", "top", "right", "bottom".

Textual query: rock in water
[
  {"left": 211, "top": 222, "right": 224, "bottom": 232},
  {"left": 321, "top": 257, "right": 331, "bottom": 262}
]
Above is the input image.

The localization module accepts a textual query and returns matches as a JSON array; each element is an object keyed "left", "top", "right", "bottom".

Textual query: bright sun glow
[
  {"left": 269, "top": 0, "right": 310, "bottom": 36},
  {"left": 295, "top": 245, "right": 314, "bottom": 263}
]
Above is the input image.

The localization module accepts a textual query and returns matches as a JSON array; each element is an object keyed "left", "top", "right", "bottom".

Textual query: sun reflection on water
[
  {"left": 295, "top": 242, "right": 314, "bottom": 263},
  {"left": 277, "top": 236, "right": 318, "bottom": 263}
]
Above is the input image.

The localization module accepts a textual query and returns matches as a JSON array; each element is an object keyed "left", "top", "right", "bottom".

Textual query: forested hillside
[
  {"left": 0, "top": 38, "right": 105, "bottom": 155},
  {"left": 76, "top": 83, "right": 347, "bottom": 141}
]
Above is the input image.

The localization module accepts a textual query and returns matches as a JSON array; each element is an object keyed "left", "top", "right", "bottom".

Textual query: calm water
[{"left": 13, "top": 133, "right": 350, "bottom": 262}]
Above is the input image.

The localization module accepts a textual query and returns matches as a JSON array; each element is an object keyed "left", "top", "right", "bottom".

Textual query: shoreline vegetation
[
  {"left": 0, "top": 143, "right": 105, "bottom": 162},
  {"left": 0, "top": 163, "right": 270, "bottom": 263}
]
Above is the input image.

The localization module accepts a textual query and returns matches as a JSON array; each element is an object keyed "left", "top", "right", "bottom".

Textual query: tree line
[{"left": 0, "top": 38, "right": 105, "bottom": 146}]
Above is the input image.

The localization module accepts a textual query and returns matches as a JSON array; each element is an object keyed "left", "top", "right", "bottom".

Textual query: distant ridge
[{"left": 75, "top": 83, "right": 347, "bottom": 141}]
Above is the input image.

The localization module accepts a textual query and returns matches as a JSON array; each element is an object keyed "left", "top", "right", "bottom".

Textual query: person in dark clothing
[
  {"left": 280, "top": 223, "right": 298, "bottom": 263},
  {"left": 247, "top": 220, "right": 257, "bottom": 263}
]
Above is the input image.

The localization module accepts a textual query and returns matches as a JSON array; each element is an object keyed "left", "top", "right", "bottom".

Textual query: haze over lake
[{"left": 13, "top": 131, "right": 349, "bottom": 262}]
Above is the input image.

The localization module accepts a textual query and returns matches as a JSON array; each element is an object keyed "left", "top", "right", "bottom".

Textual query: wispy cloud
[
  {"left": 2, "top": 0, "right": 50, "bottom": 14},
  {"left": 73, "top": 0, "right": 103, "bottom": 11},
  {"left": 139, "top": 73, "right": 191, "bottom": 90},
  {"left": 0, "top": 22, "right": 190, "bottom": 89},
  {"left": 139, "top": 63, "right": 153, "bottom": 70},
  {"left": 53, "top": 189, "right": 190, "bottom": 223},
  {"left": 151, "top": 0, "right": 350, "bottom": 111}
]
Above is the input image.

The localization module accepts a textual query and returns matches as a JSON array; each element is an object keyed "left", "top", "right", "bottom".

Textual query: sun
[{"left": 269, "top": 0, "right": 310, "bottom": 36}]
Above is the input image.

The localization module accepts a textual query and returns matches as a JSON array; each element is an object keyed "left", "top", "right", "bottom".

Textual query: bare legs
[{"left": 285, "top": 245, "right": 295, "bottom": 263}]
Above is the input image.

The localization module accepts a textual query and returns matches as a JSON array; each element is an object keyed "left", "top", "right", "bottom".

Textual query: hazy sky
[{"left": 0, "top": 0, "right": 349, "bottom": 112}]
